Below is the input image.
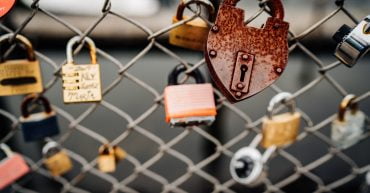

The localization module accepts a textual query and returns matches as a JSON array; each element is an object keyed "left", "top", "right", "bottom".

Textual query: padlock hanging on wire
[
  {"left": 43, "top": 141, "right": 73, "bottom": 176},
  {"left": 97, "top": 144, "right": 127, "bottom": 173}
]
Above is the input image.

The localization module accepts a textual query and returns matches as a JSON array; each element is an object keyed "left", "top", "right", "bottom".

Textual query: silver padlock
[
  {"left": 331, "top": 94, "right": 366, "bottom": 149},
  {"left": 230, "top": 135, "right": 276, "bottom": 186},
  {"left": 333, "top": 15, "right": 370, "bottom": 67}
]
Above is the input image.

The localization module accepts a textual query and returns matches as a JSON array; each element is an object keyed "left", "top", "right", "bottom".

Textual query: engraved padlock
[
  {"left": 331, "top": 94, "right": 366, "bottom": 149},
  {"left": 20, "top": 94, "right": 60, "bottom": 142},
  {"left": 0, "top": 33, "right": 43, "bottom": 96},
  {"left": 42, "top": 141, "right": 73, "bottom": 176},
  {"left": 333, "top": 15, "right": 370, "bottom": 67},
  {"left": 261, "top": 92, "right": 301, "bottom": 148},
  {"left": 164, "top": 64, "right": 217, "bottom": 127},
  {"left": 169, "top": 0, "right": 215, "bottom": 51},
  {"left": 230, "top": 135, "right": 275, "bottom": 186},
  {"left": 62, "top": 36, "right": 102, "bottom": 103},
  {"left": 0, "top": 144, "right": 30, "bottom": 190},
  {"left": 98, "top": 144, "right": 116, "bottom": 173},
  {"left": 205, "top": 0, "right": 289, "bottom": 103}
]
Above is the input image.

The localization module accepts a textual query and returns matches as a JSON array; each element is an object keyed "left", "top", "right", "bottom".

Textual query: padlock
[
  {"left": 42, "top": 141, "right": 73, "bottom": 176},
  {"left": 169, "top": 0, "right": 215, "bottom": 51},
  {"left": 98, "top": 144, "right": 116, "bottom": 173},
  {"left": 164, "top": 64, "right": 217, "bottom": 127},
  {"left": 113, "top": 145, "right": 127, "bottom": 163},
  {"left": 62, "top": 36, "right": 102, "bottom": 103},
  {"left": 20, "top": 94, "right": 60, "bottom": 142},
  {"left": 205, "top": 0, "right": 289, "bottom": 103},
  {"left": 0, "top": 144, "right": 30, "bottom": 190},
  {"left": 333, "top": 15, "right": 370, "bottom": 67},
  {"left": 331, "top": 94, "right": 366, "bottom": 149},
  {"left": 261, "top": 92, "right": 301, "bottom": 148},
  {"left": 0, "top": 33, "right": 43, "bottom": 96},
  {"left": 0, "top": 0, "right": 16, "bottom": 17},
  {"left": 230, "top": 135, "right": 275, "bottom": 186}
]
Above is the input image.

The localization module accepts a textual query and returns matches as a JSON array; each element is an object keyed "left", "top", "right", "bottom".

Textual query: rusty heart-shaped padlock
[{"left": 205, "top": 0, "right": 289, "bottom": 103}]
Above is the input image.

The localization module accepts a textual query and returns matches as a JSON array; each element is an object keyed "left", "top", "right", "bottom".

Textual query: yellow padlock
[
  {"left": 113, "top": 145, "right": 127, "bottom": 163},
  {"left": 169, "top": 0, "right": 215, "bottom": 51},
  {"left": 261, "top": 93, "right": 301, "bottom": 148},
  {"left": 43, "top": 142, "right": 73, "bottom": 176},
  {"left": 98, "top": 144, "right": 116, "bottom": 173},
  {"left": 62, "top": 36, "right": 102, "bottom": 103},
  {"left": 0, "top": 33, "right": 43, "bottom": 96}
]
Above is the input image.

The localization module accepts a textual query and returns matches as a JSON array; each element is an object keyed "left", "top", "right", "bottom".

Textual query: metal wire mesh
[{"left": 0, "top": 0, "right": 369, "bottom": 192}]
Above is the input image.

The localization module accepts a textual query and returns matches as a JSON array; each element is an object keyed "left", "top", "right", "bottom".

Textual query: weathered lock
[
  {"left": 0, "top": 143, "right": 30, "bottom": 190},
  {"left": 230, "top": 135, "right": 275, "bottom": 186},
  {"left": 0, "top": 33, "right": 43, "bottom": 96},
  {"left": 205, "top": 0, "right": 289, "bottom": 103},
  {"left": 164, "top": 64, "right": 217, "bottom": 127},
  {"left": 113, "top": 145, "right": 127, "bottom": 163},
  {"left": 331, "top": 94, "right": 366, "bottom": 149},
  {"left": 20, "top": 94, "right": 60, "bottom": 142},
  {"left": 42, "top": 141, "right": 73, "bottom": 176},
  {"left": 98, "top": 144, "right": 116, "bottom": 173},
  {"left": 169, "top": 0, "right": 215, "bottom": 51},
  {"left": 261, "top": 92, "right": 301, "bottom": 148},
  {"left": 62, "top": 36, "right": 102, "bottom": 103},
  {"left": 333, "top": 15, "right": 370, "bottom": 67}
]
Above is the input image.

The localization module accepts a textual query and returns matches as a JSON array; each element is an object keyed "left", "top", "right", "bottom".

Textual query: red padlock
[{"left": 0, "top": 144, "right": 30, "bottom": 190}]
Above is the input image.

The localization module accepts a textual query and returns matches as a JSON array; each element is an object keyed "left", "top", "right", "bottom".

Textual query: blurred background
[{"left": 0, "top": 0, "right": 370, "bottom": 192}]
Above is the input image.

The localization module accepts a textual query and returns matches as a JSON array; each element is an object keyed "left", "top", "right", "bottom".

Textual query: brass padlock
[
  {"left": 261, "top": 92, "right": 301, "bottom": 148},
  {"left": 169, "top": 0, "right": 215, "bottom": 51},
  {"left": 113, "top": 145, "right": 127, "bottom": 163},
  {"left": 43, "top": 141, "right": 73, "bottom": 176},
  {"left": 62, "top": 36, "right": 102, "bottom": 103},
  {"left": 0, "top": 33, "right": 43, "bottom": 96},
  {"left": 331, "top": 94, "right": 366, "bottom": 149},
  {"left": 98, "top": 144, "right": 116, "bottom": 173}
]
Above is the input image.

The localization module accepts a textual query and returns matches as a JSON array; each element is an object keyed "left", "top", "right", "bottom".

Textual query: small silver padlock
[
  {"left": 230, "top": 135, "right": 276, "bottom": 186},
  {"left": 331, "top": 94, "right": 366, "bottom": 149}
]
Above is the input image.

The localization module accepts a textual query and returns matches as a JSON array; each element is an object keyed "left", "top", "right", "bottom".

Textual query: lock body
[
  {"left": 44, "top": 150, "right": 73, "bottom": 176},
  {"left": 98, "top": 155, "right": 116, "bottom": 173},
  {"left": 62, "top": 63, "right": 102, "bottom": 103},
  {"left": 20, "top": 111, "right": 59, "bottom": 142},
  {"left": 0, "top": 154, "right": 30, "bottom": 190},
  {"left": 0, "top": 59, "right": 43, "bottom": 96},
  {"left": 113, "top": 146, "right": 127, "bottom": 162},
  {"left": 164, "top": 83, "right": 216, "bottom": 126},
  {"left": 261, "top": 112, "right": 301, "bottom": 148},
  {"left": 169, "top": 16, "right": 210, "bottom": 51}
]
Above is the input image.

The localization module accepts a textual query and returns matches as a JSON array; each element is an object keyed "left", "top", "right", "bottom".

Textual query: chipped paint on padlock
[
  {"left": 98, "top": 144, "right": 116, "bottom": 173},
  {"left": 0, "top": 34, "right": 43, "bottom": 96},
  {"left": 205, "top": 0, "right": 289, "bottom": 102},
  {"left": 43, "top": 142, "right": 73, "bottom": 176}
]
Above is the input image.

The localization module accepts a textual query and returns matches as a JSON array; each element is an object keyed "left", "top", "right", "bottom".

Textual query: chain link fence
[{"left": 0, "top": 0, "right": 370, "bottom": 192}]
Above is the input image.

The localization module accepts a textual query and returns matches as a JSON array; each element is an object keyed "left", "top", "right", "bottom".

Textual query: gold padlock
[
  {"left": 43, "top": 142, "right": 73, "bottom": 176},
  {"left": 169, "top": 0, "right": 215, "bottom": 51},
  {"left": 261, "top": 92, "right": 301, "bottom": 148},
  {"left": 98, "top": 144, "right": 116, "bottom": 173},
  {"left": 0, "top": 33, "right": 43, "bottom": 96},
  {"left": 62, "top": 36, "right": 102, "bottom": 103},
  {"left": 113, "top": 145, "right": 127, "bottom": 162}
]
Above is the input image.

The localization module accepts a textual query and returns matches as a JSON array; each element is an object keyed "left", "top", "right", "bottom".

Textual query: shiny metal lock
[
  {"left": 205, "top": 0, "right": 289, "bottom": 103},
  {"left": 113, "top": 145, "right": 127, "bottom": 163},
  {"left": 164, "top": 64, "right": 217, "bottom": 127},
  {"left": 43, "top": 142, "right": 73, "bottom": 176},
  {"left": 20, "top": 94, "right": 60, "bottom": 142},
  {"left": 0, "top": 144, "right": 30, "bottom": 190},
  {"left": 333, "top": 15, "right": 370, "bottom": 67},
  {"left": 331, "top": 94, "right": 366, "bottom": 149},
  {"left": 98, "top": 145, "right": 116, "bottom": 173},
  {"left": 230, "top": 135, "right": 276, "bottom": 186},
  {"left": 261, "top": 92, "right": 301, "bottom": 148},
  {"left": 0, "top": 33, "right": 43, "bottom": 96},
  {"left": 62, "top": 36, "right": 102, "bottom": 103},
  {"left": 169, "top": 0, "right": 215, "bottom": 51}
]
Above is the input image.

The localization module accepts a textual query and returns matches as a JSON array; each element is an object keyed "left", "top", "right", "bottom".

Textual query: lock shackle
[
  {"left": 0, "top": 33, "right": 36, "bottom": 62},
  {"left": 168, "top": 64, "right": 205, "bottom": 86},
  {"left": 176, "top": 0, "right": 215, "bottom": 22},
  {"left": 223, "top": 0, "right": 285, "bottom": 20},
  {"left": 21, "top": 94, "right": 53, "bottom": 118},
  {"left": 338, "top": 94, "right": 358, "bottom": 122},
  {"left": 267, "top": 92, "right": 295, "bottom": 119},
  {"left": 42, "top": 141, "right": 60, "bottom": 155},
  {"left": 0, "top": 143, "right": 13, "bottom": 157},
  {"left": 66, "top": 36, "right": 97, "bottom": 65},
  {"left": 99, "top": 144, "right": 114, "bottom": 155}
]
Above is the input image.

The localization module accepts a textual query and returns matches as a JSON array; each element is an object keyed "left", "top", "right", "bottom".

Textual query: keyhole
[{"left": 240, "top": 64, "right": 248, "bottom": 82}]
